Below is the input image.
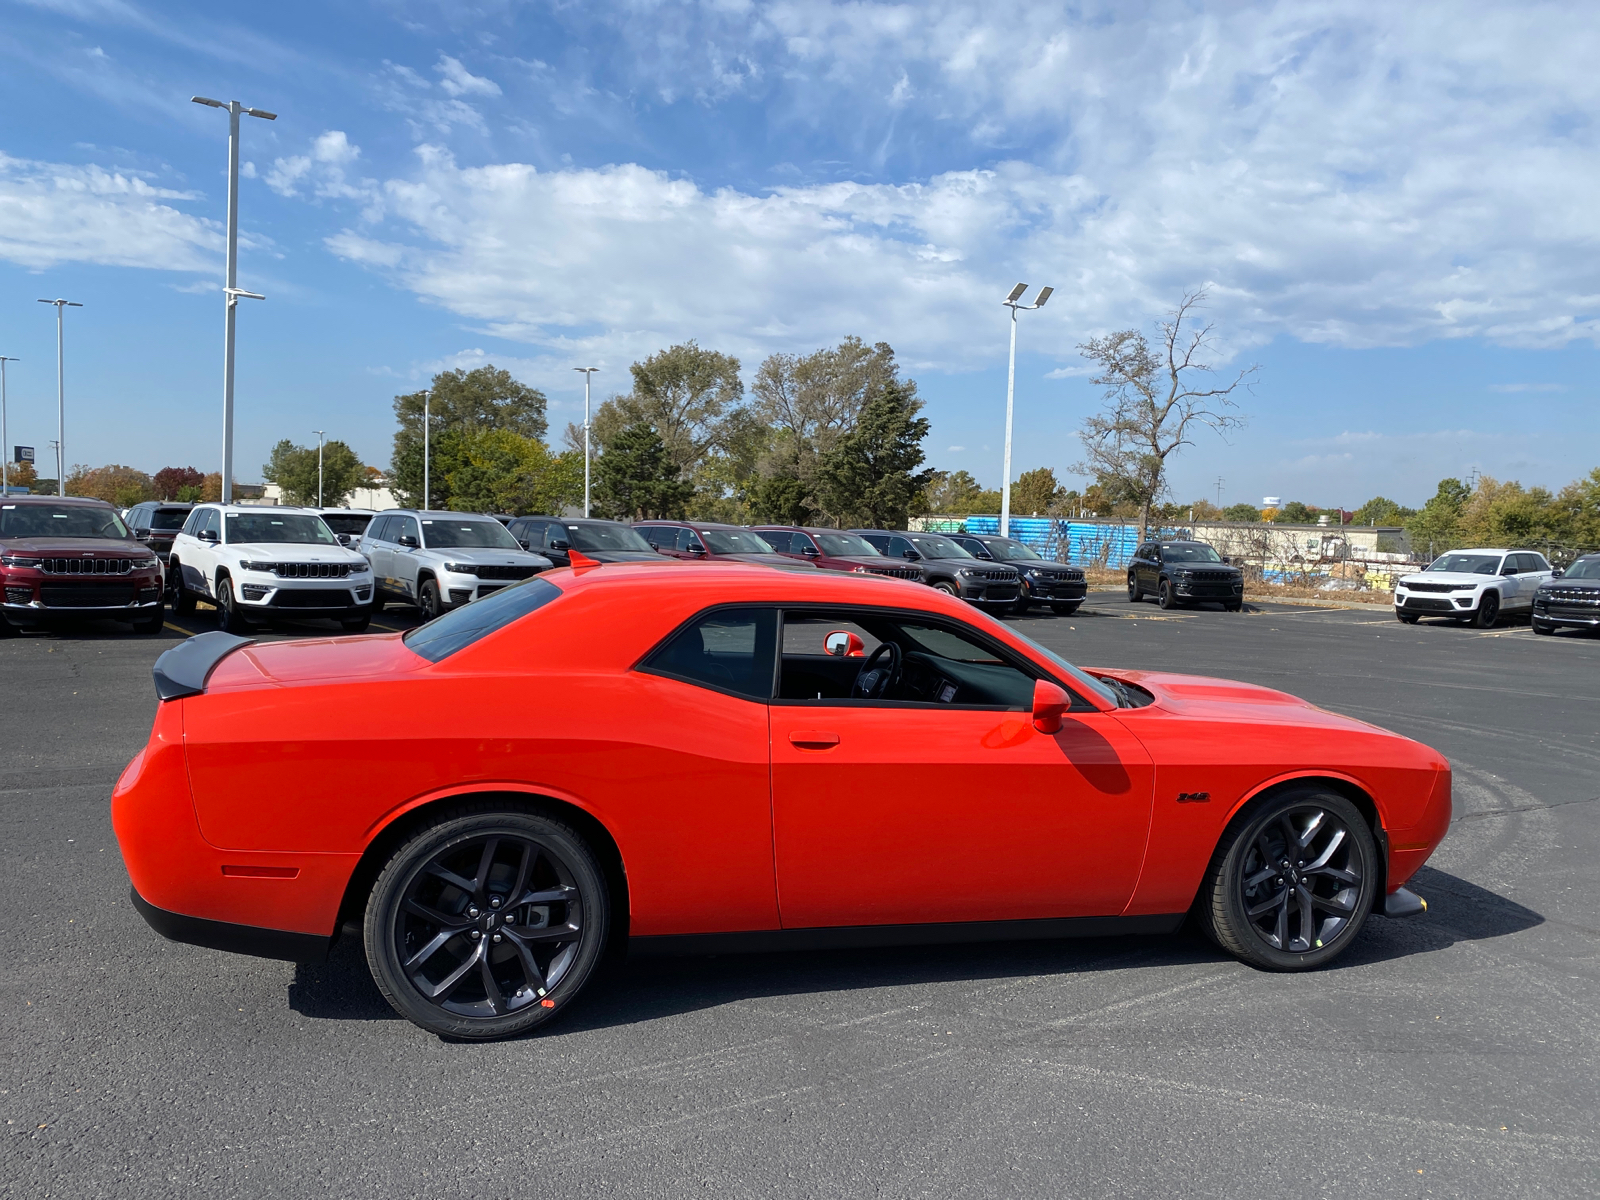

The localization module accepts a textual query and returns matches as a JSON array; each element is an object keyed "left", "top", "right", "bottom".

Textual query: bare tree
[{"left": 1073, "top": 289, "right": 1257, "bottom": 544}]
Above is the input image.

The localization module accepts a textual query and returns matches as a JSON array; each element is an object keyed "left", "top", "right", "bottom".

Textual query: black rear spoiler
[{"left": 152, "top": 631, "right": 255, "bottom": 701}]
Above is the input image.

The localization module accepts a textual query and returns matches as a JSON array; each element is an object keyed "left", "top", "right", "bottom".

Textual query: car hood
[
  {"left": 1011, "top": 559, "right": 1081, "bottom": 572},
  {"left": 428, "top": 547, "right": 551, "bottom": 566},
  {"left": 1, "top": 537, "right": 145, "bottom": 556},
  {"left": 1397, "top": 572, "right": 1494, "bottom": 586},
  {"left": 585, "top": 550, "right": 679, "bottom": 563},
  {"left": 1090, "top": 669, "right": 1408, "bottom": 737},
  {"left": 206, "top": 633, "right": 427, "bottom": 692},
  {"left": 719, "top": 552, "right": 818, "bottom": 568},
  {"left": 828, "top": 555, "right": 910, "bottom": 571},
  {"left": 228, "top": 542, "right": 368, "bottom": 564},
  {"left": 1541, "top": 577, "right": 1600, "bottom": 589}
]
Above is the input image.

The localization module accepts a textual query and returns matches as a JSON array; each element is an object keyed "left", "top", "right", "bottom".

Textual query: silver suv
[{"left": 359, "top": 510, "right": 553, "bottom": 620}]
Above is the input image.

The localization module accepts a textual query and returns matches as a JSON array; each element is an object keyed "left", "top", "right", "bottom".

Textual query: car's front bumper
[
  {"left": 2, "top": 573, "right": 164, "bottom": 622},
  {"left": 236, "top": 575, "right": 373, "bottom": 616},
  {"left": 1396, "top": 592, "right": 1478, "bottom": 614}
]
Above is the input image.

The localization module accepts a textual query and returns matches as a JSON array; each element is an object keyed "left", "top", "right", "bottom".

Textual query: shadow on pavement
[{"left": 285, "top": 866, "right": 1543, "bottom": 1032}]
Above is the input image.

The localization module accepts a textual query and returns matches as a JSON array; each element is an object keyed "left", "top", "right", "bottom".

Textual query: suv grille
[
  {"left": 38, "top": 557, "right": 138, "bottom": 575},
  {"left": 268, "top": 562, "right": 352, "bottom": 578},
  {"left": 972, "top": 569, "right": 1015, "bottom": 581},
  {"left": 471, "top": 564, "right": 542, "bottom": 581},
  {"left": 1403, "top": 581, "right": 1467, "bottom": 593},
  {"left": 1543, "top": 589, "right": 1600, "bottom": 605},
  {"left": 868, "top": 567, "right": 921, "bottom": 580},
  {"left": 1032, "top": 569, "right": 1084, "bottom": 582}
]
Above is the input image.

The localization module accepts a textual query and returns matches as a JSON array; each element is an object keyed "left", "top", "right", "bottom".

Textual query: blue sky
[{"left": 1, "top": 0, "right": 1597, "bottom": 509}]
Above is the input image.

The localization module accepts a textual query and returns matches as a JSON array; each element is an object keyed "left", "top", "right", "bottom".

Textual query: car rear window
[
  {"left": 403, "top": 577, "right": 563, "bottom": 662},
  {"left": 320, "top": 513, "right": 372, "bottom": 536},
  {"left": 149, "top": 509, "right": 190, "bottom": 530}
]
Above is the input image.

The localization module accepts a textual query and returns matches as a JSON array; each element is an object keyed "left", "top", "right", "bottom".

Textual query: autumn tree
[
  {"left": 392, "top": 366, "right": 549, "bottom": 507},
  {"left": 1352, "top": 496, "right": 1412, "bottom": 526},
  {"left": 65, "top": 464, "right": 154, "bottom": 508},
  {"left": 152, "top": 466, "right": 205, "bottom": 501},
  {"left": 1404, "top": 478, "right": 1471, "bottom": 555},
  {"left": 4, "top": 459, "right": 38, "bottom": 493},
  {"left": 1074, "top": 290, "right": 1256, "bottom": 544}
]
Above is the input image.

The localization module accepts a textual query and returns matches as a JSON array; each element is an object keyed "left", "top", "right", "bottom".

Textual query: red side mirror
[
  {"left": 824, "top": 630, "right": 865, "bottom": 657},
  {"left": 1032, "top": 679, "right": 1070, "bottom": 734}
]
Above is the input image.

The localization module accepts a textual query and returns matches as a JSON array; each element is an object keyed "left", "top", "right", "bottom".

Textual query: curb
[{"left": 1084, "top": 587, "right": 1393, "bottom": 613}]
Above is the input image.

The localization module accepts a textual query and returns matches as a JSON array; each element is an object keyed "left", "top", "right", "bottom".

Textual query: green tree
[
  {"left": 749, "top": 470, "right": 814, "bottom": 525},
  {"left": 1010, "top": 467, "right": 1066, "bottom": 516},
  {"left": 920, "top": 469, "right": 1001, "bottom": 515},
  {"left": 1352, "top": 496, "right": 1412, "bottom": 526},
  {"left": 263, "top": 439, "right": 367, "bottom": 507},
  {"left": 594, "top": 422, "right": 695, "bottom": 520},
  {"left": 443, "top": 429, "right": 583, "bottom": 516},
  {"left": 1405, "top": 478, "right": 1472, "bottom": 555},
  {"left": 1272, "top": 500, "right": 1317, "bottom": 524},
  {"left": 1222, "top": 502, "right": 1262, "bottom": 522},
  {"left": 392, "top": 366, "right": 549, "bottom": 507},
  {"left": 1554, "top": 468, "right": 1600, "bottom": 548},
  {"left": 813, "top": 381, "right": 931, "bottom": 529}
]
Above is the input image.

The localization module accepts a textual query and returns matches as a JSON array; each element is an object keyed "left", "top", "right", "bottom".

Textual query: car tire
[
  {"left": 1472, "top": 591, "right": 1500, "bottom": 629},
  {"left": 364, "top": 806, "right": 611, "bottom": 1040},
  {"left": 932, "top": 581, "right": 959, "bottom": 598},
  {"left": 1224, "top": 600, "right": 1243, "bottom": 613},
  {"left": 419, "top": 578, "right": 443, "bottom": 621},
  {"left": 370, "top": 595, "right": 386, "bottom": 614},
  {"left": 1199, "top": 787, "right": 1378, "bottom": 972},
  {"left": 1157, "top": 579, "right": 1177, "bottom": 610},
  {"left": 215, "top": 576, "right": 252, "bottom": 634},
  {"left": 132, "top": 608, "right": 165, "bottom": 634},
  {"left": 1012, "top": 594, "right": 1033, "bottom": 616},
  {"left": 0, "top": 614, "right": 16, "bottom": 638},
  {"left": 1531, "top": 617, "right": 1554, "bottom": 636},
  {"left": 1127, "top": 575, "right": 1141, "bottom": 603},
  {"left": 170, "top": 561, "right": 196, "bottom": 615},
  {"left": 340, "top": 612, "right": 372, "bottom": 633},
  {"left": 1396, "top": 611, "right": 1420, "bottom": 624},
  {"left": 1052, "top": 602, "right": 1082, "bottom": 616}
]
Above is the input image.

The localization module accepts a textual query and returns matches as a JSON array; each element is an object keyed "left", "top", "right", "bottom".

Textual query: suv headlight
[
  {"left": 239, "top": 560, "right": 277, "bottom": 573},
  {"left": 443, "top": 562, "right": 478, "bottom": 575},
  {"left": 135, "top": 555, "right": 161, "bottom": 570},
  {"left": 957, "top": 567, "right": 977, "bottom": 577},
  {"left": 1, "top": 555, "right": 41, "bottom": 569}
]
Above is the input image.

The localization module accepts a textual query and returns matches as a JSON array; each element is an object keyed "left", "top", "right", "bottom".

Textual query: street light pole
[
  {"left": 999, "top": 283, "right": 1053, "bottom": 537},
  {"left": 422, "top": 390, "right": 430, "bottom": 510},
  {"left": 573, "top": 367, "right": 598, "bottom": 517},
  {"left": 192, "top": 96, "right": 275, "bottom": 503},
  {"left": 314, "top": 430, "right": 325, "bottom": 507},
  {"left": 0, "top": 356, "right": 16, "bottom": 494},
  {"left": 36, "top": 300, "right": 82, "bottom": 496}
]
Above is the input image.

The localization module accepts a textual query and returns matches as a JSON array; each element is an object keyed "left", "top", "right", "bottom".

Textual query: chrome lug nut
[
  {"left": 468, "top": 906, "right": 480, "bottom": 918},
  {"left": 470, "top": 929, "right": 482, "bottom": 940},
  {"left": 490, "top": 897, "right": 502, "bottom": 909},
  {"left": 504, "top": 914, "right": 515, "bottom": 924},
  {"left": 492, "top": 933, "right": 502, "bottom": 943}
]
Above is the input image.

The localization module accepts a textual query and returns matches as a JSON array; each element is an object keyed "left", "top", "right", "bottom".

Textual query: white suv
[
  {"left": 358, "top": 510, "right": 553, "bottom": 620},
  {"left": 168, "top": 505, "right": 376, "bottom": 633},
  {"left": 1394, "top": 548, "right": 1555, "bottom": 628}
]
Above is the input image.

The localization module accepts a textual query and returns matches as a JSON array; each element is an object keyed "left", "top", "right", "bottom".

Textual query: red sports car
[{"left": 114, "top": 562, "right": 1449, "bottom": 1040}]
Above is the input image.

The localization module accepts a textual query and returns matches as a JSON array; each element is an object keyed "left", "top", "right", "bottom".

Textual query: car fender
[{"left": 359, "top": 777, "right": 612, "bottom": 848}]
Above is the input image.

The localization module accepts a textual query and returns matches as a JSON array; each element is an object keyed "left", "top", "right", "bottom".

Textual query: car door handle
[{"left": 788, "top": 731, "right": 839, "bottom": 749}]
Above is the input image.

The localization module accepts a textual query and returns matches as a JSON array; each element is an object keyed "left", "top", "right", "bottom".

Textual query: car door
[
  {"left": 768, "top": 608, "right": 1156, "bottom": 929},
  {"left": 186, "top": 508, "right": 222, "bottom": 594},
  {"left": 1514, "top": 553, "right": 1549, "bottom": 607}
]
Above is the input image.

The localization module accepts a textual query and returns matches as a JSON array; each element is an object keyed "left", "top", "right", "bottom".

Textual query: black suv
[
  {"left": 505, "top": 516, "right": 676, "bottom": 566},
  {"left": 852, "top": 529, "right": 1021, "bottom": 614},
  {"left": 951, "top": 533, "right": 1086, "bottom": 615},
  {"left": 1128, "top": 539, "right": 1243, "bottom": 610},
  {"left": 122, "top": 501, "right": 194, "bottom": 564},
  {"left": 1532, "top": 554, "right": 1599, "bottom": 635}
]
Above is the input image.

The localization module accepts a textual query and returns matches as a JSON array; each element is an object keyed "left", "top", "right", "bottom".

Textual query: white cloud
[
  {"left": 266, "top": 132, "right": 377, "bottom": 210},
  {"left": 435, "top": 54, "right": 501, "bottom": 98},
  {"left": 947, "top": 445, "right": 966, "bottom": 452},
  {"left": 0, "top": 151, "right": 220, "bottom": 271}
]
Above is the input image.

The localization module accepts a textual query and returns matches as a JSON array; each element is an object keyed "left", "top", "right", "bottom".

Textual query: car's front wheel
[
  {"left": 1395, "top": 610, "right": 1419, "bottom": 624},
  {"left": 215, "top": 576, "right": 252, "bottom": 634},
  {"left": 1127, "top": 575, "right": 1141, "bottom": 603},
  {"left": 1472, "top": 590, "right": 1500, "bottom": 629},
  {"left": 1199, "top": 788, "right": 1377, "bottom": 971},
  {"left": 931, "top": 581, "right": 959, "bottom": 598},
  {"left": 1157, "top": 578, "right": 1177, "bottom": 610},
  {"left": 364, "top": 807, "right": 611, "bottom": 1040},
  {"left": 1531, "top": 617, "right": 1554, "bottom": 635},
  {"left": 1051, "top": 602, "right": 1081, "bottom": 616},
  {"left": 419, "top": 578, "right": 443, "bottom": 621}
]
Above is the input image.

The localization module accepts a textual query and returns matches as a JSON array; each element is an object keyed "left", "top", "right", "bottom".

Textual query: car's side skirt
[{"left": 628, "top": 913, "right": 1185, "bottom": 957}]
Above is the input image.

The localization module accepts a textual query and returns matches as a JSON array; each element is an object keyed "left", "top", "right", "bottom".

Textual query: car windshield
[
  {"left": 1427, "top": 553, "right": 1501, "bottom": 575},
  {"left": 1162, "top": 543, "right": 1223, "bottom": 563},
  {"left": 0, "top": 503, "right": 128, "bottom": 539},
  {"left": 984, "top": 539, "right": 1042, "bottom": 561},
  {"left": 148, "top": 509, "right": 189, "bottom": 530},
  {"left": 421, "top": 519, "right": 519, "bottom": 549},
  {"left": 226, "top": 513, "right": 336, "bottom": 545},
  {"left": 813, "top": 533, "right": 879, "bottom": 557},
  {"left": 319, "top": 513, "right": 372, "bottom": 536},
  {"left": 404, "top": 577, "right": 563, "bottom": 662},
  {"left": 701, "top": 529, "right": 776, "bottom": 554},
  {"left": 909, "top": 535, "right": 972, "bottom": 559},
  {"left": 1007, "top": 629, "right": 1121, "bottom": 708},
  {"left": 1561, "top": 558, "right": 1600, "bottom": 580},
  {"left": 568, "top": 523, "right": 656, "bottom": 552}
]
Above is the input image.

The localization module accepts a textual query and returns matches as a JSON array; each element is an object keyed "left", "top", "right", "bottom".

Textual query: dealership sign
[{"left": 15, "top": 446, "right": 33, "bottom": 464}]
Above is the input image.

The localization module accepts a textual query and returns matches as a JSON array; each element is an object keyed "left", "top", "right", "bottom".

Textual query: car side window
[
  {"left": 394, "top": 516, "right": 420, "bottom": 545},
  {"left": 861, "top": 534, "right": 890, "bottom": 553},
  {"left": 640, "top": 607, "right": 778, "bottom": 700},
  {"left": 1517, "top": 553, "right": 1546, "bottom": 572},
  {"left": 675, "top": 527, "right": 704, "bottom": 553},
  {"left": 201, "top": 509, "right": 221, "bottom": 539},
  {"left": 887, "top": 536, "right": 915, "bottom": 558},
  {"left": 366, "top": 515, "right": 387, "bottom": 542},
  {"left": 761, "top": 530, "right": 796, "bottom": 553},
  {"left": 128, "top": 504, "right": 147, "bottom": 528},
  {"left": 179, "top": 509, "right": 202, "bottom": 537}
]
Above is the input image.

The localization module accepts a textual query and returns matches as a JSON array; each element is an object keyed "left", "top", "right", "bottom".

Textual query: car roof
[
  {"left": 1437, "top": 548, "right": 1524, "bottom": 556},
  {"left": 636, "top": 520, "right": 750, "bottom": 530},
  {"left": 316, "top": 507, "right": 376, "bottom": 515},
  {"left": 3, "top": 495, "right": 112, "bottom": 507}
]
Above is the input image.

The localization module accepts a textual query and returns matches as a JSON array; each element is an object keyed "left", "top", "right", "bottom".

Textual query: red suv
[
  {"left": 634, "top": 521, "right": 818, "bottom": 569},
  {"left": 751, "top": 526, "right": 925, "bottom": 583},
  {"left": 1, "top": 496, "right": 166, "bottom": 635}
]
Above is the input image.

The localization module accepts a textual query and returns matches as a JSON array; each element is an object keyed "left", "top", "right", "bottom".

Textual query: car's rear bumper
[{"left": 129, "top": 886, "right": 332, "bottom": 962}]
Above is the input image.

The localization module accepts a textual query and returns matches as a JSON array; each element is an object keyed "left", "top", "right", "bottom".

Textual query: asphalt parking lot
[{"left": 4, "top": 591, "right": 1598, "bottom": 1198}]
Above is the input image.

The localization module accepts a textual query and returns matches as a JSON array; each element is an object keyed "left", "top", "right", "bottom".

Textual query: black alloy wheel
[
  {"left": 170, "top": 561, "right": 196, "bottom": 615},
  {"left": 1052, "top": 602, "right": 1081, "bottom": 616},
  {"left": 1396, "top": 610, "right": 1420, "bottom": 624},
  {"left": 215, "top": 576, "right": 252, "bottom": 634},
  {"left": 340, "top": 612, "right": 372, "bottom": 633},
  {"left": 419, "top": 578, "right": 443, "bottom": 621},
  {"left": 1531, "top": 617, "right": 1554, "bottom": 635},
  {"left": 1472, "top": 591, "right": 1500, "bottom": 629},
  {"left": 931, "top": 580, "right": 959, "bottom": 598},
  {"left": 365, "top": 808, "right": 609, "bottom": 1040},
  {"left": 1224, "top": 600, "right": 1243, "bottom": 613},
  {"left": 132, "top": 607, "right": 165, "bottom": 634},
  {"left": 1157, "top": 578, "right": 1177, "bottom": 610},
  {"left": 1200, "top": 789, "right": 1377, "bottom": 971},
  {"left": 1127, "top": 575, "right": 1141, "bottom": 602}
]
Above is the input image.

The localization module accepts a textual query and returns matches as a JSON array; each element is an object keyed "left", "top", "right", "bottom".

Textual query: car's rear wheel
[
  {"left": 1396, "top": 610, "right": 1419, "bottom": 624},
  {"left": 1200, "top": 788, "right": 1377, "bottom": 971},
  {"left": 419, "top": 578, "right": 443, "bottom": 621},
  {"left": 1157, "top": 579, "right": 1177, "bottom": 609},
  {"left": 1127, "top": 575, "right": 1141, "bottom": 603},
  {"left": 1472, "top": 591, "right": 1500, "bottom": 629},
  {"left": 364, "top": 807, "right": 610, "bottom": 1040}
]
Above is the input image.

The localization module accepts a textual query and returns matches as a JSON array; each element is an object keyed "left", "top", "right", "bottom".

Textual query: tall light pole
[
  {"left": 573, "top": 367, "right": 598, "bottom": 517},
  {"left": 999, "top": 282, "right": 1053, "bottom": 537},
  {"left": 0, "top": 356, "right": 16, "bottom": 495},
  {"left": 421, "top": 390, "right": 431, "bottom": 510},
  {"left": 36, "top": 299, "right": 82, "bottom": 496},
  {"left": 314, "top": 430, "right": 325, "bottom": 507},
  {"left": 192, "top": 95, "right": 275, "bottom": 503}
]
